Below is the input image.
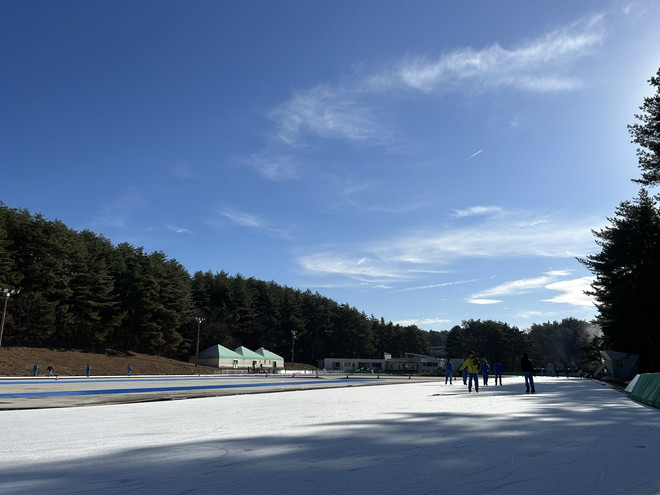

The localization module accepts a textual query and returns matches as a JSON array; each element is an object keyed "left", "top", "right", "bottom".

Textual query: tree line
[
  {"left": 0, "top": 205, "right": 435, "bottom": 363},
  {"left": 0, "top": 204, "right": 596, "bottom": 370},
  {"left": 429, "top": 317, "right": 597, "bottom": 373}
]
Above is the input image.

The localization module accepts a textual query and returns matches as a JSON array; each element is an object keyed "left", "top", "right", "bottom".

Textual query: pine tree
[
  {"left": 579, "top": 189, "right": 660, "bottom": 371},
  {"left": 629, "top": 68, "right": 660, "bottom": 185}
]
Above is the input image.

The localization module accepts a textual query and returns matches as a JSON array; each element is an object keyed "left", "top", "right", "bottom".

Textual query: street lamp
[
  {"left": 291, "top": 330, "right": 298, "bottom": 365},
  {"left": 0, "top": 288, "right": 20, "bottom": 348},
  {"left": 195, "top": 317, "right": 205, "bottom": 366}
]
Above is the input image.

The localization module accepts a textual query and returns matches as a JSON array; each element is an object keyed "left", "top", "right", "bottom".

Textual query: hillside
[{"left": 0, "top": 346, "right": 217, "bottom": 377}]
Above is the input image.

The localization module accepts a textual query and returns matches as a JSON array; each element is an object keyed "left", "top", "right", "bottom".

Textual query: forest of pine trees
[
  {"left": 1, "top": 203, "right": 597, "bottom": 370},
  {"left": 0, "top": 204, "right": 435, "bottom": 363}
]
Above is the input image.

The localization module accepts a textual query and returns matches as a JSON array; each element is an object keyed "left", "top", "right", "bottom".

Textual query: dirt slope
[{"left": 0, "top": 346, "right": 217, "bottom": 377}]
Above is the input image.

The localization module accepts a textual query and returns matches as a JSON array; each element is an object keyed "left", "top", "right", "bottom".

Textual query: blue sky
[{"left": 2, "top": 1, "right": 659, "bottom": 332}]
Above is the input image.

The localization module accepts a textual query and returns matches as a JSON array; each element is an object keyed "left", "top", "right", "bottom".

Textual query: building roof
[
  {"left": 255, "top": 347, "right": 285, "bottom": 361},
  {"left": 198, "top": 345, "right": 242, "bottom": 359},
  {"left": 233, "top": 346, "right": 264, "bottom": 359}
]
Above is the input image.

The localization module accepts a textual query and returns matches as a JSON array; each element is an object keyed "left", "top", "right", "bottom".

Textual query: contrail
[{"left": 468, "top": 149, "right": 484, "bottom": 159}]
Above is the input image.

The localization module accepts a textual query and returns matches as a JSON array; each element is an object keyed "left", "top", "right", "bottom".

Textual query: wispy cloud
[
  {"left": 241, "top": 152, "right": 301, "bottom": 181},
  {"left": 269, "top": 84, "right": 391, "bottom": 147},
  {"left": 166, "top": 225, "right": 192, "bottom": 234},
  {"left": 385, "top": 211, "right": 598, "bottom": 265},
  {"left": 452, "top": 206, "right": 503, "bottom": 218},
  {"left": 250, "top": 14, "right": 606, "bottom": 180},
  {"left": 390, "top": 15, "right": 605, "bottom": 93},
  {"left": 92, "top": 190, "right": 145, "bottom": 228},
  {"left": 209, "top": 208, "right": 294, "bottom": 238},
  {"left": 467, "top": 298, "right": 503, "bottom": 305},
  {"left": 297, "top": 208, "right": 600, "bottom": 284},
  {"left": 298, "top": 253, "right": 407, "bottom": 282},
  {"left": 471, "top": 273, "right": 562, "bottom": 299},
  {"left": 219, "top": 209, "right": 263, "bottom": 228},
  {"left": 393, "top": 279, "right": 476, "bottom": 293},
  {"left": 468, "top": 272, "right": 595, "bottom": 308},
  {"left": 544, "top": 276, "right": 595, "bottom": 307},
  {"left": 468, "top": 149, "right": 484, "bottom": 159}
]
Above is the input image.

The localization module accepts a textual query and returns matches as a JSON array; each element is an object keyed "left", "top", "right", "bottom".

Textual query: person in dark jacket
[
  {"left": 444, "top": 360, "right": 453, "bottom": 384},
  {"left": 480, "top": 360, "right": 490, "bottom": 386},
  {"left": 521, "top": 353, "right": 535, "bottom": 394},
  {"left": 493, "top": 359, "right": 503, "bottom": 386}
]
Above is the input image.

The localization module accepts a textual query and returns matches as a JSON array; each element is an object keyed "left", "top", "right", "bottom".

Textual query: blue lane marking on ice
[
  {"left": 0, "top": 379, "right": 376, "bottom": 399},
  {"left": 0, "top": 376, "right": 274, "bottom": 386}
]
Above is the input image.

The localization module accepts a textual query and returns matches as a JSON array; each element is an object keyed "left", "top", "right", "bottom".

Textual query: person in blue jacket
[
  {"left": 480, "top": 360, "right": 490, "bottom": 386},
  {"left": 444, "top": 359, "right": 453, "bottom": 384},
  {"left": 32, "top": 363, "right": 39, "bottom": 376},
  {"left": 493, "top": 359, "right": 503, "bottom": 385}
]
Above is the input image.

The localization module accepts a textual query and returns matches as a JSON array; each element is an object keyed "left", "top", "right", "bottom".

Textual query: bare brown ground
[{"left": 0, "top": 346, "right": 217, "bottom": 377}]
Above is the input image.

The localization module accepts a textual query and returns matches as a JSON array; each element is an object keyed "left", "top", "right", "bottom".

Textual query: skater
[
  {"left": 85, "top": 363, "right": 91, "bottom": 377},
  {"left": 462, "top": 366, "right": 468, "bottom": 385},
  {"left": 493, "top": 359, "right": 503, "bottom": 385},
  {"left": 32, "top": 363, "right": 39, "bottom": 376},
  {"left": 521, "top": 353, "right": 535, "bottom": 394},
  {"left": 444, "top": 359, "right": 453, "bottom": 384},
  {"left": 458, "top": 351, "right": 480, "bottom": 393},
  {"left": 481, "top": 360, "right": 490, "bottom": 386},
  {"left": 127, "top": 364, "right": 132, "bottom": 376},
  {"left": 46, "top": 364, "right": 54, "bottom": 377}
]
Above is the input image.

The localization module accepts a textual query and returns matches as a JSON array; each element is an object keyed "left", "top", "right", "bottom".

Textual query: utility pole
[
  {"left": 0, "top": 288, "right": 20, "bottom": 348},
  {"left": 195, "top": 317, "right": 205, "bottom": 366},
  {"left": 291, "top": 330, "right": 298, "bottom": 365}
]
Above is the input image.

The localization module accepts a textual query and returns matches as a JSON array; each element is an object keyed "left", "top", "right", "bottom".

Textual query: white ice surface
[{"left": 1, "top": 376, "right": 659, "bottom": 495}]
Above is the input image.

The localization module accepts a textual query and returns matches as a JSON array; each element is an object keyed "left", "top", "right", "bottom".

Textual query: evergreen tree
[
  {"left": 579, "top": 189, "right": 660, "bottom": 371},
  {"left": 445, "top": 319, "right": 527, "bottom": 371},
  {"left": 528, "top": 318, "right": 593, "bottom": 371},
  {"left": 629, "top": 67, "right": 660, "bottom": 185}
]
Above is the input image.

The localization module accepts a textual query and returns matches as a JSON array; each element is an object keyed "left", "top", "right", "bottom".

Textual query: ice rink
[{"left": 1, "top": 375, "right": 659, "bottom": 494}]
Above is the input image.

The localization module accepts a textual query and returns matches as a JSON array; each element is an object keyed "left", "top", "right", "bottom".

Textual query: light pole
[
  {"left": 0, "top": 288, "right": 20, "bottom": 348},
  {"left": 195, "top": 317, "right": 205, "bottom": 366},
  {"left": 291, "top": 330, "right": 298, "bottom": 365}
]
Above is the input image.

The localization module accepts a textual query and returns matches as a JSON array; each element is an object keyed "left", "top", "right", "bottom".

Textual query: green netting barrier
[{"left": 628, "top": 373, "right": 660, "bottom": 409}]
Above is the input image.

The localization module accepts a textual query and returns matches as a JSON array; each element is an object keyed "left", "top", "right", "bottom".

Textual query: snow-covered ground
[{"left": 1, "top": 376, "right": 659, "bottom": 495}]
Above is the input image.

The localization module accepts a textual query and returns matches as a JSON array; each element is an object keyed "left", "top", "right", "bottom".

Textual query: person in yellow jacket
[{"left": 458, "top": 351, "right": 481, "bottom": 393}]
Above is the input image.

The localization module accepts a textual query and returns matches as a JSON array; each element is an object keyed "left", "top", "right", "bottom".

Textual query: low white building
[
  {"left": 594, "top": 349, "right": 640, "bottom": 381},
  {"left": 255, "top": 347, "right": 284, "bottom": 370},
  {"left": 191, "top": 345, "right": 284, "bottom": 370},
  {"left": 319, "top": 353, "right": 441, "bottom": 373},
  {"left": 192, "top": 344, "right": 243, "bottom": 368}
]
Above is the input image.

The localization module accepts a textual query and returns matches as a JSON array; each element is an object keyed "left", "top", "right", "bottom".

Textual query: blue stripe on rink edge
[
  {"left": 0, "top": 378, "right": 376, "bottom": 399},
  {"left": 0, "top": 376, "right": 297, "bottom": 385}
]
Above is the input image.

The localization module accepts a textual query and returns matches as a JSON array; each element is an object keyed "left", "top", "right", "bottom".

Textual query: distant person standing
[
  {"left": 46, "top": 364, "right": 54, "bottom": 377},
  {"left": 444, "top": 360, "right": 453, "bottom": 384},
  {"left": 493, "top": 359, "right": 503, "bottom": 386},
  {"left": 480, "top": 360, "right": 490, "bottom": 386},
  {"left": 521, "top": 353, "right": 535, "bottom": 394},
  {"left": 127, "top": 364, "right": 132, "bottom": 376},
  {"left": 32, "top": 363, "right": 39, "bottom": 376},
  {"left": 458, "top": 351, "right": 480, "bottom": 393},
  {"left": 85, "top": 363, "right": 91, "bottom": 377}
]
